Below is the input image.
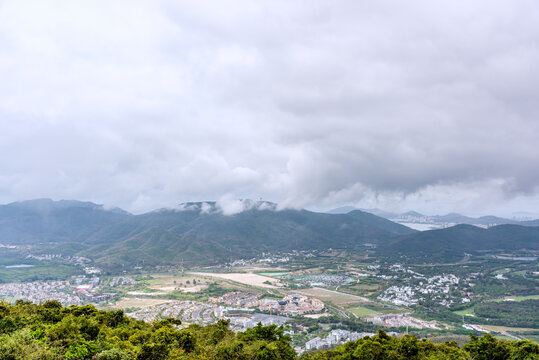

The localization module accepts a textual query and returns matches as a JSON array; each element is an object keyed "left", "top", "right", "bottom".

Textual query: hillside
[
  {"left": 378, "top": 224, "right": 539, "bottom": 263},
  {"left": 1, "top": 302, "right": 537, "bottom": 360},
  {"left": 0, "top": 199, "right": 415, "bottom": 268},
  {"left": 87, "top": 204, "right": 416, "bottom": 268},
  {"left": 353, "top": 208, "right": 539, "bottom": 227},
  {"left": 0, "top": 199, "right": 131, "bottom": 245}
]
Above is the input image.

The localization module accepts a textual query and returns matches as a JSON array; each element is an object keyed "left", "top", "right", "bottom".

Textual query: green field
[
  {"left": 454, "top": 306, "right": 475, "bottom": 316},
  {"left": 0, "top": 264, "right": 81, "bottom": 283},
  {"left": 493, "top": 295, "right": 539, "bottom": 302},
  {"left": 347, "top": 305, "right": 398, "bottom": 318}
]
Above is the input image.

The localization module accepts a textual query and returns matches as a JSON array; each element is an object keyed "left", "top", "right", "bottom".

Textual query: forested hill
[
  {"left": 0, "top": 199, "right": 415, "bottom": 267},
  {"left": 85, "top": 204, "right": 415, "bottom": 268},
  {"left": 0, "top": 199, "right": 131, "bottom": 244},
  {"left": 378, "top": 224, "right": 539, "bottom": 263},
  {"left": 0, "top": 301, "right": 537, "bottom": 359}
]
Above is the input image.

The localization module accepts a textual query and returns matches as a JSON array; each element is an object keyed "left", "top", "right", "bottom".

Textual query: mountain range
[
  {"left": 330, "top": 207, "right": 539, "bottom": 227},
  {"left": 378, "top": 224, "right": 539, "bottom": 263},
  {"left": 1, "top": 199, "right": 537, "bottom": 268},
  {"left": 0, "top": 199, "right": 413, "bottom": 268}
]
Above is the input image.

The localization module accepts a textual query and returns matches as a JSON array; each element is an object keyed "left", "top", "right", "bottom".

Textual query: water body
[
  {"left": 5, "top": 264, "right": 35, "bottom": 268},
  {"left": 395, "top": 222, "right": 444, "bottom": 231}
]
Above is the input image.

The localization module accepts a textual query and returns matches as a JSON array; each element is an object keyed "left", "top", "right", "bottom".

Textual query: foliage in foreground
[{"left": 0, "top": 301, "right": 537, "bottom": 359}]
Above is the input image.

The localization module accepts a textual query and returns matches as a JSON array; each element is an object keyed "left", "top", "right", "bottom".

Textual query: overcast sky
[{"left": 1, "top": 0, "right": 538, "bottom": 217}]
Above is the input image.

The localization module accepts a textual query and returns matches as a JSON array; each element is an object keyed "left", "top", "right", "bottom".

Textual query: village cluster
[
  {"left": 0, "top": 281, "right": 83, "bottom": 305},
  {"left": 128, "top": 299, "right": 371, "bottom": 355},
  {"left": 303, "top": 330, "right": 376, "bottom": 353},
  {"left": 376, "top": 266, "right": 467, "bottom": 307},
  {"left": 0, "top": 276, "right": 136, "bottom": 305},
  {"left": 129, "top": 300, "right": 290, "bottom": 331},
  {"left": 209, "top": 291, "right": 325, "bottom": 316},
  {"left": 228, "top": 250, "right": 317, "bottom": 267},
  {"left": 365, "top": 313, "right": 439, "bottom": 329}
]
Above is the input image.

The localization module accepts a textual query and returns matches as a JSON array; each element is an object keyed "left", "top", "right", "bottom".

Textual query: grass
[
  {"left": 291, "top": 287, "right": 371, "bottom": 308},
  {"left": 346, "top": 305, "right": 398, "bottom": 318},
  {"left": 492, "top": 295, "right": 539, "bottom": 302},
  {"left": 454, "top": 306, "right": 475, "bottom": 317},
  {"left": 110, "top": 297, "right": 172, "bottom": 309},
  {"left": 137, "top": 271, "right": 275, "bottom": 300},
  {"left": 480, "top": 325, "right": 539, "bottom": 333},
  {"left": 523, "top": 335, "right": 539, "bottom": 343},
  {"left": 188, "top": 271, "right": 281, "bottom": 289},
  {"left": 147, "top": 273, "right": 210, "bottom": 293},
  {"left": 0, "top": 264, "right": 81, "bottom": 283},
  {"left": 340, "top": 283, "right": 382, "bottom": 297}
]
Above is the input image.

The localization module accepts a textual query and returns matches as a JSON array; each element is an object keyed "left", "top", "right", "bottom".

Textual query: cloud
[{"left": 0, "top": 0, "right": 538, "bottom": 216}]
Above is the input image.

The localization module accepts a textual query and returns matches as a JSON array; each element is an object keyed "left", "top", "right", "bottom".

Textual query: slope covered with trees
[
  {"left": 0, "top": 302, "right": 537, "bottom": 359},
  {"left": 378, "top": 224, "right": 539, "bottom": 263},
  {"left": 0, "top": 199, "right": 416, "bottom": 268}
]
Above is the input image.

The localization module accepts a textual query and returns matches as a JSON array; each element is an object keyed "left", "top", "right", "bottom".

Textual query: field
[
  {"left": 496, "top": 295, "right": 539, "bottom": 302},
  {"left": 480, "top": 325, "right": 539, "bottom": 333},
  {"left": 340, "top": 283, "right": 382, "bottom": 296},
  {"left": 110, "top": 297, "right": 172, "bottom": 309},
  {"left": 0, "top": 264, "right": 81, "bottom": 283},
  {"left": 454, "top": 306, "right": 475, "bottom": 316},
  {"left": 189, "top": 272, "right": 281, "bottom": 288},
  {"left": 257, "top": 272, "right": 289, "bottom": 276},
  {"left": 292, "top": 287, "right": 371, "bottom": 307},
  {"left": 347, "top": 305, "right": 399, "bottom": 318},
  {"left": 146, "top": 273, "right": 210, "bottom": 294}
]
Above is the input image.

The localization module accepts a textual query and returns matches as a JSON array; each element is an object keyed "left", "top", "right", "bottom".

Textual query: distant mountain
[
  {"left": 521, "top": 219, "right": 539, "bottom": 226},
  {"left": 428, "top": 213, "right": 520, "bottom": 226},
  {"left": 378, "top": 224, "right": 539, "bottom": 263},
  {"left": 401, "top": 211, "right": 425, "bottom": 218},
  {"left": 0, "top": 199, "right": 416, "bottom": 268},
  {"left": 0, "top": 199, "right": 131, "bottom": 245},
  {"left": 358, "top": 208, "right": 536, "bottom": 227},
  {"left": 326, "top": 206, "right": 358, "bottom": 214},
  {"left": 326, "top": 207, "right": 400, "bottom": 218}
]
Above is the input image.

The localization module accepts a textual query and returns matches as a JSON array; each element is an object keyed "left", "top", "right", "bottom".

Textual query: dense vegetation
[
  {"left": 2, "top": 199, "right": 539, "bottom": 268},
  {"left": 1, "top": 302, "right": 538, "bottom": 359},
  {"left": 473, "top": 300, "right": 539, "bottom": 328},
  {"left": 379, "top": 224, "right": 539, "bottom": 263},
  {"left": 300, "top": 331, "right": 539, "bottom": 360},
  {"left": 0, "top": 199, "right": 414, "bottom": 269}
]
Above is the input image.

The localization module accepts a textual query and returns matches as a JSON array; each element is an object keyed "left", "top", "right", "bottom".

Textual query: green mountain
[
  {"left": 0, "top": 199, "right": 131, "bottom": 245},
  {"left": 378, "top": 224, "right": 539, "bottom": 263},
  {"left": 0, "top": 199, "right": 415, "bottom": 267},
  {"left": 86, "top": 203, "right": 416, "bottom": 268}
]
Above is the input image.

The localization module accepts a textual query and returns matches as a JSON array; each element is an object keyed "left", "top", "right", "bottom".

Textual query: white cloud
[{"left": 0, "top": 0, "right": 538, "bottom": 216}]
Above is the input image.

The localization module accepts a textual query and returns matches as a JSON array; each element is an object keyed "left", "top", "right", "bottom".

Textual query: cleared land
[
  {"left": 127, "top": 291, "right": 167, "bottom": 296},
  {"left": 497, "top": 295, "right": 539, "bottom": 302},
  {"left": 147, "top": 273, "right": 209, "bottom": 294},
  {"left": 481, "top": 325, "right": 539, "bottom": 333},
  {"left": 292, "top": 287, "right": 371, "bottom": 306},
  {"left": 111, "top": 297, "right": 172, "bottom": 309},
  {"left": 347, "top": 305, "right": 399, "bottom": 318},
  {"left": 454, "top": 307, "right": 475, "bottom": 316},
  {"left": 189, "top": 272, "right": 280, "bottom": 288}
]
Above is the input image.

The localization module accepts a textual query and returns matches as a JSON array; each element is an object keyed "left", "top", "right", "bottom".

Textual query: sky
[{"left": 0, "top": 0, "right": 538, "bottom": 217}]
